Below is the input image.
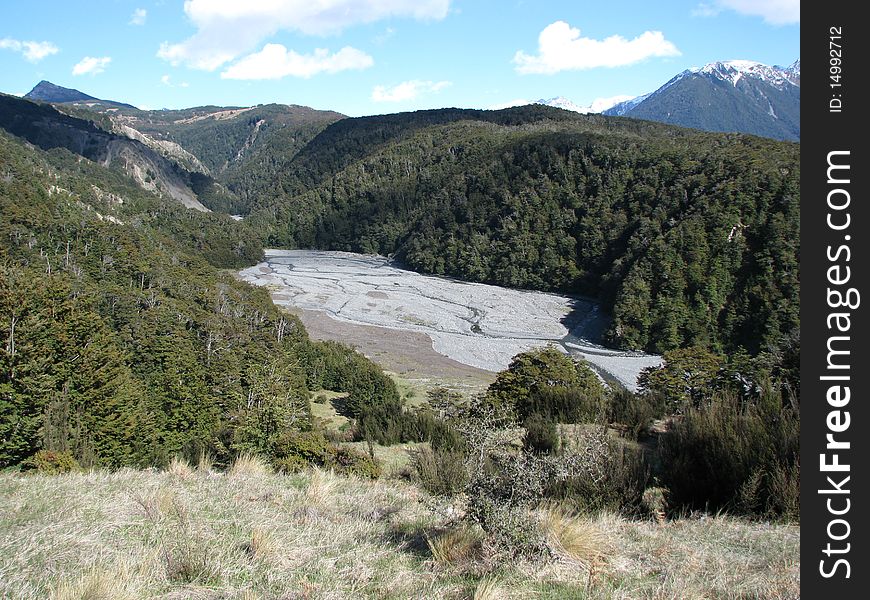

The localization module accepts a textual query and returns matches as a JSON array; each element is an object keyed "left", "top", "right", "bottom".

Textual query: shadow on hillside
[{"left": 384, "top": 522, "right": 434, "bottom": 558}]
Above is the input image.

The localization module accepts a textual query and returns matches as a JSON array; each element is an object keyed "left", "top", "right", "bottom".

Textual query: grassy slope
[{"left": 0, "top": 468, "right": 798, "bottom": 599}]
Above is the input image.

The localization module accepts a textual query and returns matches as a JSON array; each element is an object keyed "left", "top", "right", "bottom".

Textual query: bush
[
  {"left": 273, "top": 430, "right": 334, "bottom": 465},
  {"left": 272, "top": 430, "right": 382, "bottom": 478},
  {"left": 21, "top": 450, "right": 80, "bottom": 474},
  {"left": 523, "top": 385, "right": 607, "bottom": 424},
  {"left": 607, "top": 388, "right": 663, "bottom": 439},
  {"left": 333, "top": 446, "right": 382, "bottom": 479},
  {"left": 658, "top": 390, "right": 799, "bottom": 519},
  {"left": 428, "top": 417, "right": 466, "bottom": 452},
  {"left": 411, "top": 447, "right": 468, "bottom": 496},
  {"left": 487, "top": 347, "right": 605, "bottom": 420},
  {"left": 523, "top": 413, "right": 559, "bottom": 454},
  {"left": 548, "top": 437, "right": 651, "bottom": 515}
]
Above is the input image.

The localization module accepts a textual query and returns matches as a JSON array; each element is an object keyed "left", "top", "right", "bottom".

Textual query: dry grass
[
  {"left": 304, "top": 466, "right": 339, "bottom": 506},
  {"left": 227, "top": 453, "right": 272, "bottom": 478},
  {"left": 166, "top": 456, "right": 194, "bottom": 479},
  {"left": 0, "top": 469, "right": 799, "bottom": 599},
  {"left": 51, "top": 565, "right": 137, "bottom": 600},
  {"left": 539, "top": 505, "right": 610, "bottom": 571},
  {"left": 472, "top": 577, "right": 505, "bottom": 600},
  {"left": 427, "top": 525, "right": 483, "bottom": 565},
  {"left": 196, "top": 451, "right": 214, "bottom": 475}
]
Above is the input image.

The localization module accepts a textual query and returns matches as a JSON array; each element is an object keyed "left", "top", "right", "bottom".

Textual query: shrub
[
  {"left": 428, "top": 417, "right": 466, "bottom": 452},
  {"left": 658, "top": 390, "right": 799, "bottom": 519},
  {"left": 487, "top": 347, "right": 605, "bottom": 420},
  {"left": 548, "top": 437, "right": 651, "bottom": 515},
  {"left": 522, "top": 385, "right": 606, "bottom": 424},
  {"left": 523, "top": 413, "right": 559, "bottom": 454},
  {"left": 333, "top": 446, "right": 382, "bottom": 479},
  {"left": 272, "top": 429, "right": 383, "bottom": 478},
  {"left": 641, "top": 487, "right": 669, "bottom": 523},
  {"left": 21, "top": 450, "right": 80, "bottom": 474},
  {"left": 273, "top": 430, "right": 334, "bottom": 466},
  {"left": 607, "top": 388, "right": 663, "bottom": 439},
  {"left": 411, "top": 447, "right": 468, "bottom": 496}
]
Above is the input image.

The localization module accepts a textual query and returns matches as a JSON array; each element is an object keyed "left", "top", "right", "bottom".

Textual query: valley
[{"left": 239, "top": 250, "right": 662, "bottom": 390}]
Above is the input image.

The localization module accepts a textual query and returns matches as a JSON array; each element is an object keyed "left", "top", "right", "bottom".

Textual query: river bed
[{"left": 238, "top": 250, "right": 661, "bottom": 390}]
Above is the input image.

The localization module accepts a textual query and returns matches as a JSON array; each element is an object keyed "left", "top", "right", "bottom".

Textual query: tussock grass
[
  {"left": 304, "top": 466, "right": 338, "bottom": 506},
  {"left": 427, "top": 525, "right": 484, "bottom": 565},
  {"left": 539, "top": 505, "right": 610, "bottom": 570},
  {"left": 228, "top": 453, "right": 271, "bottom": 478},
  {"left": 473, "top": 577, "right": 506, "bottom": 600},
  {"left": 52, "top": 565, "right": 136, "bottom": 600},
  {"left": 196, "top": 451, "right": 214, "bottom": 475},
  {"left": 166, "top": 456, "right": 193, "bottom": 479},
  {"left": 0, "top": 469, "right": 799, "bottom": 599}
]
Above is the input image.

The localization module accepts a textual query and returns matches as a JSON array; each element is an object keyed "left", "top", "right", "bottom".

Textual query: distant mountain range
[
  {"left": 604, "top": 59, "right": 800, "bottom": 141},
  {"left": 533, "top": 95, "right": 634, "bottom": 115},
  {"left": 523, "top": 59, "right": 800, "bottom": 141},
  {"left": 24, "top": 80, "right": 137, "bottom": 110}
]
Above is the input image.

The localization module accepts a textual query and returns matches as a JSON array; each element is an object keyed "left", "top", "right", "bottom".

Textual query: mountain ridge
[
  {"left": 604, "top": 58, "right": 800, "bottom": 140},
  {"left": 24, "top": 80, "right": 137, "bottom": 110}
]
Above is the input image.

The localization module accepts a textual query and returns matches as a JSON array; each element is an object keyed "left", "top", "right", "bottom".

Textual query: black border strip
[{"left": 801, "top": 4, "right": 869, "bottom": 595}]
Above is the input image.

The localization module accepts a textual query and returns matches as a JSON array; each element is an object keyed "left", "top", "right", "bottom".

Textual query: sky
[{"left": 1, "top": 0, "right": 799, "bottom": 116}]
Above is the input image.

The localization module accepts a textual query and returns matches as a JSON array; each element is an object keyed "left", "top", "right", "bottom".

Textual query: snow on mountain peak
[
  {"left": 694, "top": 59, "right": 799, "bottom": 88},
  {"left": 534, "top": 94, "right": 635, "bottom": 114}
]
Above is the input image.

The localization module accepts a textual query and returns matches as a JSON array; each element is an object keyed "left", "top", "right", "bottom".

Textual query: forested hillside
[
  {"left": 0, "top": 129, "right": 399, "bottom": 470},
  {"left": 98, "top": 102, "right": 343, "bottom": 213},
  {"left": 9, "top": 94, "right": 799, "bottom": 356},
  {"left": 239, "top": 107, "right": 799, "bottom": 354}
]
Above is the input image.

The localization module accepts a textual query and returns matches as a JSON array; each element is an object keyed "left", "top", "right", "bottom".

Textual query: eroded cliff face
[
  {"left": 102, "top": 138, "right": 208, "bottom": 211},
  {"left": 0, "top": 94, "right": 209, "bottom": 211}
]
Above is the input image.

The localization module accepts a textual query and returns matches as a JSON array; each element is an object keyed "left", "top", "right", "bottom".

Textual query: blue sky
[{"left": 1, "top": 0, "right": 799, "bottom": 116}]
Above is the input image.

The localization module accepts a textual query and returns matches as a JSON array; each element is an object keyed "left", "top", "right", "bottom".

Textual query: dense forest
[
  {"left": 232, "top": 107, "right": 799, "bottom": 355},
  {"left": 0, "top": 128, "right": 396, "bottom": 472}
]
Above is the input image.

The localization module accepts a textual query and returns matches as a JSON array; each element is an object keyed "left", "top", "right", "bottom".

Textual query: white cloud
[
  {"left": 0, "top": 38, "right": 59, "bottom": 62},
  {"left": 373, "top": 27, "right": 396, "bottom": 45},
  {"left": 586, "top": 94, "right": 636, "bottom": 112},
  {"left": 159, "top": 0, "right": 449, "bottom": 71},
  {"left": 72, "top": 56, "right": 111, "bottom": 76},
  {"left": 691, "top": 3, "right": 722, "bottom": 17},
  {"left": 161, "top": 74, "right": 190, "bottom": 87},
  {"left": 130, "top": 8, "right": 147, "bottom": 26},
  {"left": 713, "top": 0, "right": 798, "bottom": 25},
  {"left": 513, "top": 21, "right": 680, "bottom": 74},
  {"left": 221, "top": 44, "right": 373, "bottom": 79},
  {"left": 371, "top": 79, "right": 451, "bottom": 102}
]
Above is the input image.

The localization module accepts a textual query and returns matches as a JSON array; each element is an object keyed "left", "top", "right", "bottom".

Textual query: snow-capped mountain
[
  {"left": 533, "top": 94, "right": 635, "bottom": 114},
  {"left": 604, "top": 59, "right": 800, "bottom": 141}
]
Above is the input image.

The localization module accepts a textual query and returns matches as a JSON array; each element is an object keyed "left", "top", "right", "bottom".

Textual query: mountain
[
  {"left": 6, "top": 86, "right": 799, "bottom": 354},
  {"left": 535, "top": 95, "right": 635, "bottom": 114},
  {"left": 0, "top": 93, "right": 209, "bottom": 210},
  {"left": 50, "top": 99, "right": 344, "bottom": 213},
  {"left": 24, "top": 80, "right": 137, "bottom": 110},
  {"left": 604, "top": 59, "right": 800, "bottom": 141}
]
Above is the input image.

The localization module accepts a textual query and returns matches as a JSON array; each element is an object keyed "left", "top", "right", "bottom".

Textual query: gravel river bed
[{"left": 239, "top": 250, "right": 661, "bottom": 390}]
